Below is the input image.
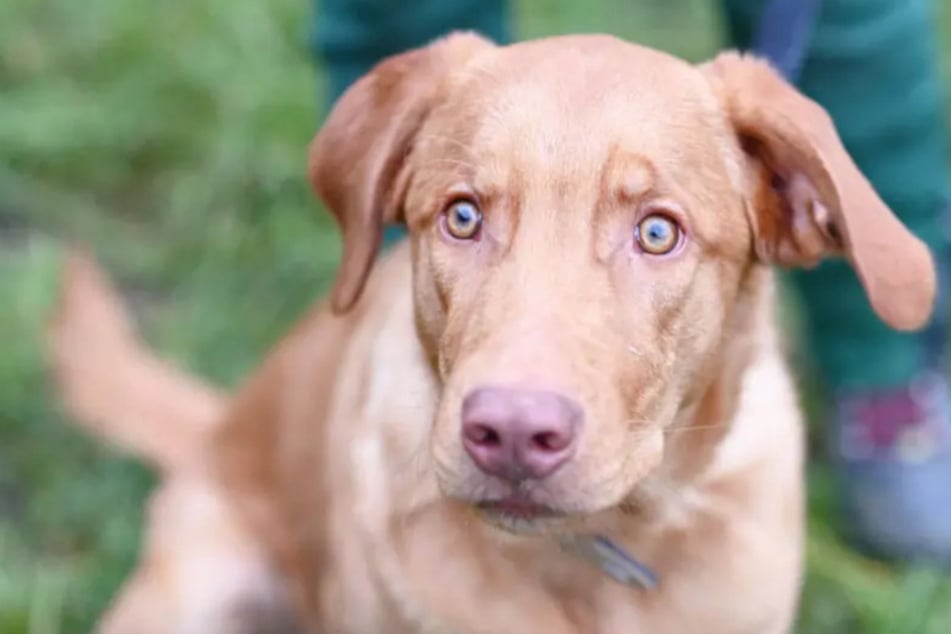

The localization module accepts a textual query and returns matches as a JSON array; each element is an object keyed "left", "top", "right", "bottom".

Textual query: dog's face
[
  {"left": 406, "top": 40, "right": 754, "bottom": 520},
  {"left": 310, "top": 34, "right": 934, "bottom": 530}
]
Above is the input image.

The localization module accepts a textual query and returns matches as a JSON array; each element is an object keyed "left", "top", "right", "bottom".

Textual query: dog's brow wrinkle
[
  {"left": 617, "top": 163, "right": 655, "bottom": 202},
  {"left": 599, "top": 147, "right": 656, "bottom": 207},
  {"left": 419, "top": 158, "right": 478, "bottom": 173},
  {"left": 416, "top": 134, "right": 476, "bottom": 158}
]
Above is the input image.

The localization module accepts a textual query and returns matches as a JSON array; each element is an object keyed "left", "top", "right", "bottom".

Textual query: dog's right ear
[{"left": 308, "top": 31, "right": 494, "bottom": 313}]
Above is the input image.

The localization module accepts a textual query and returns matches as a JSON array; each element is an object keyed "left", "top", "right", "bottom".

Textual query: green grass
[{"left": 1, "top": 0, "right": 949, "bottom": 631}]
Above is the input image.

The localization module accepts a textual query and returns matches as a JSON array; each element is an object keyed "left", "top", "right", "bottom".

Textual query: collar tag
[{"left": 560, "top": 535, "right": 659, "bottom": 590}]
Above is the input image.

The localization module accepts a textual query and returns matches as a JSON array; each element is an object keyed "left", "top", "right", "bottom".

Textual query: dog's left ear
[
  {"left": 702, "top": 52, "right": 936, "bottom": 331},
  {"left": 309, "top": 31, "right": 495, "bottom": 313}
]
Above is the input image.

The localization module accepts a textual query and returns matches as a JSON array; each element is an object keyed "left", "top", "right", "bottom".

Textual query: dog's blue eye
[
  {"left": 635, "top": 214, "right": 680, "bottom": 255},
  {"left": 444, "top": 200, "right": 482, "bottom": 240}
]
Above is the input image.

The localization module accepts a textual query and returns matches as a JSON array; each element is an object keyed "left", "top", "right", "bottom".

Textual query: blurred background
[{"left": 2, "top": 0, "right": 951, "bottom": 632}]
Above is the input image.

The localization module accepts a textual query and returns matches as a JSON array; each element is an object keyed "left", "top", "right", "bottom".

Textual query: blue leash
[{"left": 752, "top": 0, "right": 823, "bottom": 83}]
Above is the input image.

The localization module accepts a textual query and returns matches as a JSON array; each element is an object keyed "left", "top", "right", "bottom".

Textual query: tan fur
[
  {"left": 49, "top": 34, "right": 935, "bottom": 634},
  {"left": 48, "top": 250, "right": 227, "bottom": 472}
]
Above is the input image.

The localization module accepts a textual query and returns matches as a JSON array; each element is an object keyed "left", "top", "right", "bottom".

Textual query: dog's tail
[{"left": 47, "top": 250, "right": 228, "bottom": 472}]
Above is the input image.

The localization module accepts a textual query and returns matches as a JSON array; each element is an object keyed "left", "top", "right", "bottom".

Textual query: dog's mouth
[
  {"left": 475, "top": 495, "right": 567, "bottom": 533},
  {"left": 478, "top": 496, "right": 560, "bottom": 519}
]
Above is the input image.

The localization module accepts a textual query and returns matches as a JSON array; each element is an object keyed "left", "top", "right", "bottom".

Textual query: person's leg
[
  {"left": 311, "top": 0, "right": 511, "bottom": 248},
  {"left": 722, "top": 0, "right": 951, "bottom": 562}
]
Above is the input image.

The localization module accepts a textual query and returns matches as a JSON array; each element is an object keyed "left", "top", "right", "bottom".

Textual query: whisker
[{"left": 663, "top": 422, "right": 730, "bottom": 435}]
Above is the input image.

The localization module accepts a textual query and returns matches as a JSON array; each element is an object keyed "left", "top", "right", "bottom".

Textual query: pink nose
[{"left": 461, "top": 387, "right": 582, "bottom": 482}]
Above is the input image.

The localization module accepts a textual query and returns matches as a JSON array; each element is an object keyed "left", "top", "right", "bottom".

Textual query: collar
[{"left": 560, "top": 535, "right": 659, "bottom": 590}]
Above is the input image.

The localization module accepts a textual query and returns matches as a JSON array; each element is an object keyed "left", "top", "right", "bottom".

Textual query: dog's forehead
[
  {"left": 509, "top": 34, "right": 699, "bottom": 83},
  {"left": 452, "top": 35, "right": 708, "bottom": 116},
  {"left": 433, "top": 36, "right": 725, "bottom": 163},
  {"left": 424, "top": 37, "right": 736, "bottom": 202}
]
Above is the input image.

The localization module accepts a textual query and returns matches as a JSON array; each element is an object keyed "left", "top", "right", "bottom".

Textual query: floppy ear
[
  {"left": 702, "top": 52, "right": 936, "bottom": 331},
  {"left": 308, "top": 31, "right": 495, "bottom": 313}
]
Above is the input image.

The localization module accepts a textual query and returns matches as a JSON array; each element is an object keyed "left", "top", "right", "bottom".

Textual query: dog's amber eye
[
  {"left": 443, "top": 199, "right": 482, "bottom": 240},
  {"left": 635, "top": 214, "right": 680, "bottom": 255}
]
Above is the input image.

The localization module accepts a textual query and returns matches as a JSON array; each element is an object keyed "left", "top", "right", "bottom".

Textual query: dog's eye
[
  {"left": 635, "top": 214, "right": 681, "bottom": 255},
  {"left": 442, "top": 199, "right": 483, "bottom": 241}
]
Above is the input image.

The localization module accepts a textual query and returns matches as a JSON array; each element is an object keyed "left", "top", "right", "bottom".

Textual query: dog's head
[{"left": 309, "top": 33, "right": 935, "bottom": 530}]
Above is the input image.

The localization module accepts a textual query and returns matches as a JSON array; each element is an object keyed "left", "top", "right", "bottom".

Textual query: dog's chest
[{"left": 318, "top": 495, "right": 796, "bottom": 634}]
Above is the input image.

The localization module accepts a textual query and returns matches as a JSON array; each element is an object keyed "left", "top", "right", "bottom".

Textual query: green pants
[{"left": 312, "top": 0, "right": 950, "bottom": 391}]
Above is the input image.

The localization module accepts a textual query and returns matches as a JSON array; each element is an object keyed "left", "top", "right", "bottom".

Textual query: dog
[{"left": 49, "top": 32, "right": 936, "bottom": 633}]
